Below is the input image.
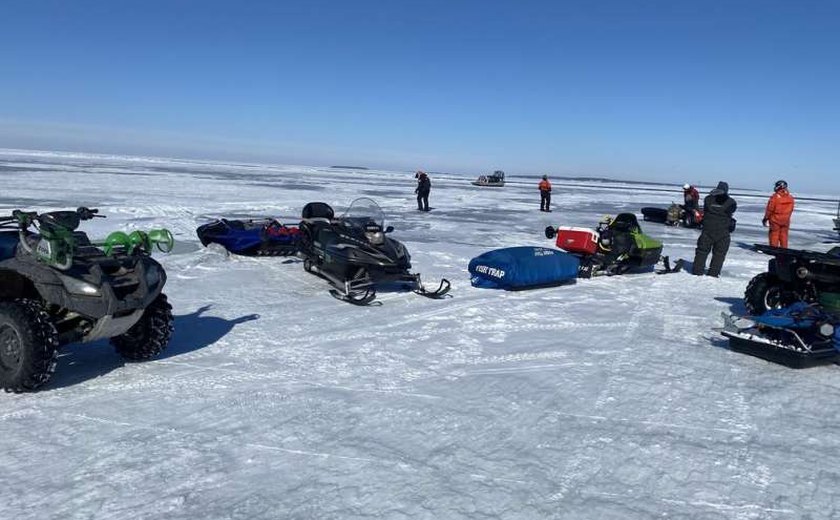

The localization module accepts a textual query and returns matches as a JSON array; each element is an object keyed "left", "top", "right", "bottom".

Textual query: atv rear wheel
[
  {"left": 744, "top": 273, "right": 786, "bottom": 315},
  {"left": 0, "top": 300, "right": 59, "bottom": 392},
  {"left": 111, "top": 294, "right": 174, "bottom": 361}
]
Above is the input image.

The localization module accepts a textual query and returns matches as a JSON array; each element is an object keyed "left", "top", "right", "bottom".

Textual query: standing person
[
  {"left": 539, "top": 174, "right": 552, "bottom": 212},
  {"left": 692, "top": 181, "right": 737, "bottom": 277},
  {"left": 415, "top": 171, "right": 431, "bottom": 211},
  {"left": 763, "top": 180, "right": 795, "bottom": 248}
]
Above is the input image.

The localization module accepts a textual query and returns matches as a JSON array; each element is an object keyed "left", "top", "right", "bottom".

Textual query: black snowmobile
[
  {"left": 744, "top": 244, "right": 840, "bottom": 315},
  {"left": 297, "top": 198, "right": 450, "bottom": 305},
  {"left": 0, "top": 207, "right": 174, "bottom": 392}
]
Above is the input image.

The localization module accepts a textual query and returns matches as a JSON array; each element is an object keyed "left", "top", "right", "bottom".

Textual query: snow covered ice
[{"left": 1, "top": 148, "right": 840, "bottom": 519}]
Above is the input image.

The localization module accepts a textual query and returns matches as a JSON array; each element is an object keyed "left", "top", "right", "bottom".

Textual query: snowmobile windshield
[
  {"left": 341, "top": 198, "right": 386, "bottom": 229},
  {"left": 341, "top": 198, "right": 387, "bottom": 245}
]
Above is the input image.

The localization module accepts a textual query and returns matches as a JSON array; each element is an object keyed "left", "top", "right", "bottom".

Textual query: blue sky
[{"left": 1, "top": 0, "right": 838, "bottom": 191}]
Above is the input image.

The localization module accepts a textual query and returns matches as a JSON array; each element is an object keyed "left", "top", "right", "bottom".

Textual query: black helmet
[
  {"left": 774, "top": 179, "right": 788, "bottom": 191},
  {"left": 542, "top": 174, "right": 548, "bottom": 180}
]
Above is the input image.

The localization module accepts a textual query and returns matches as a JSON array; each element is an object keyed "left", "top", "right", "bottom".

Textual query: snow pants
[
  {"left": 692, "top": 228, "right": 731, "bottom": 277},
  {"left": 540, "top": 191, "right": 551, "bottom": 211},
  {"left": 417, "top": 192, "right": 429, "bottom": 211},
  {"left": 769, "top": 225, "right": 790, "bottom": 248}
]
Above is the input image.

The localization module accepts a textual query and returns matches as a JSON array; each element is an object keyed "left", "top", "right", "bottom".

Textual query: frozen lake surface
[{"left": 1, "top": 149, "right": 840, "bottom": 519}]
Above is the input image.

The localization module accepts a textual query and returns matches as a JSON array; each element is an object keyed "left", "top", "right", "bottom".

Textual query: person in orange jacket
[
  {"left": 763, "top": 179, "right": 795, "bottom": 248},
  {"left": 539, "top": 174, "right": 552, "bottom": 212}
]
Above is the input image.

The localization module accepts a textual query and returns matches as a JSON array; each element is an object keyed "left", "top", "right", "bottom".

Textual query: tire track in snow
[
  {"left": 546, "top": 278, "right": 664, "bottom": 504},
  {"left": 61, "top": 410, "right": 539, "bottom": 492},
  {"left": 291, "top": 319, "right": 632, "bottom": 348}
]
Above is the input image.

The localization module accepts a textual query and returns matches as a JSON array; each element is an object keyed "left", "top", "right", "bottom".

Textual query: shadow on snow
[{"left": 46, "top": 305, "right": 260, "bottom": 390}]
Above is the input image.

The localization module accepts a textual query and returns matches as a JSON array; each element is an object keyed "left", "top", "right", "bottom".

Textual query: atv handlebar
[
  {"left": 77, "top": 207, "right": 105, "bottom": 220},
  {"left": 0, "top": 207, "right": 104, "bottom": 229}
]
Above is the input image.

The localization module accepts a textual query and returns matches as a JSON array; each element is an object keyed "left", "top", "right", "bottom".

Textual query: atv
[
  {"left": 743, "top": 244, "right": 840, "bottom": 315},
  {"left": 297, "top": 198, "right": 450, "bottom": 305},
  {"left": 544, "top": 213, "right": 674, "bottom": 278},
  {"left": 0, "top": 207, "right": 175, "bottom": 392}
]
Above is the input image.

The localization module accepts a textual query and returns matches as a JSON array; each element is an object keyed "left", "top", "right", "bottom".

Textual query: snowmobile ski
[
  {"left": 330, "top": 287, "right": 377, "bottom": 306},
  {"left": 414, "top": 278, "right": 451, "bottom": 299},
  {"left": 656, "top": 256, "right": 684, "bottom": 274}
]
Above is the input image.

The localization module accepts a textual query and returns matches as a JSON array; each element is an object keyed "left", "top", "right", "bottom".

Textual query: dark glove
[{"left": 762, "top": 218, "right": 768, "bottom": 227}]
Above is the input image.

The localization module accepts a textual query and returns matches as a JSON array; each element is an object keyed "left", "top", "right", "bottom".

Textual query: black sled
[
  {"left": 720, "top": 302, "right": 840, "bottom": 368},
  {"left": 297, "top": 198, "right": 450, "bottom": 305},
  {"left": 641, "top": 204, "right": 703, "bottom": 228}
]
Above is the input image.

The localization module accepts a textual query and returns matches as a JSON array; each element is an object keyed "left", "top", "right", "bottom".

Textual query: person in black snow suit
[
  {"left": 415, "top": 171, "right": 431, "bottom": 211},
  {"left": 692, "top": 181, "right": 737, "bottom": 277}
]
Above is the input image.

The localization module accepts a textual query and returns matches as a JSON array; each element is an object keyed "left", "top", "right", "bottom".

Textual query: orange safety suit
[
  {"left": 764, "top": 189, "right": 795, "bottom": 248},
  {"left": 539, "top": 179, "right": 552, "bottom": 211},
  {"left": 539, "top": 179, "right": 552, "bottom": 193}
]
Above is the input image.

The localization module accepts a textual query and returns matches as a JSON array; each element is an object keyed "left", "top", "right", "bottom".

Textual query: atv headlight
[
  {"left": 57, "top": 274, "right": 101, "bottom": 296},
  {"left": 819, "top": 323, "right": 835, "bottom": 337}
]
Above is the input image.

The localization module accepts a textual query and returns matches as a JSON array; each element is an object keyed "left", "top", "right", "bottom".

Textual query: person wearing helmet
[
  {"left": 681, "top": 183, "right": 701, "bottom": 226},
  {"left": 763, "top": 180, "right": 795, "bottom": 248},
  {"left": 539, "top": 174, "right": 552, "bottom": 212},
  {"left": 415, "top": 170, "right": 431, "bottom": 211},
  {"left": 682, "top": 184, "right": 700, "bottom": 210},
  {"left": 692, "top": 181, "right": 737, "bottom": 277}
]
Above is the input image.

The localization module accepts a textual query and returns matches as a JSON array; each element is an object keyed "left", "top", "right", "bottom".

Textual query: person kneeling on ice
[
  {"left": 683, "top": 183, "right": 700, "bottom": 210},
  {"left": 415, "top": 170, "right": 431, "bottom": 211},
  {"left": 539, "top": 174, "right": 552, "bottom": 212},
  {"left": 692, "top": 181, "right": 737, "bottom": 277},
  {"left": 763, "top": 179, "right": 795, "bottom": 248},
  {"left": 682, "top": 183, "right": 700, "bottom": 226}
]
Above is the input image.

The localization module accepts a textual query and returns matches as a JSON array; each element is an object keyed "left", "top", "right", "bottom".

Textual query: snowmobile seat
[
  {"left": 300, "top": 202, "right": 336, "bottom": 246},
  {"left": 610, "top": 213, "right": 641, "bottom": 233},
  {"left": 301, "top": 202, "right": 335, "bottom": 223}
]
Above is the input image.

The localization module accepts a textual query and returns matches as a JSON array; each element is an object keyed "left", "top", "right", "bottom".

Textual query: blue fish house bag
[{"left": 468, "top": 246, "right": 580, "bottom": 290}]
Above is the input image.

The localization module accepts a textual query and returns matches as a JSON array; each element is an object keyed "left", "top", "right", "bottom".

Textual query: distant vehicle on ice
[{"left": 472, "top": 170, "right": 505, "bottom": 187}]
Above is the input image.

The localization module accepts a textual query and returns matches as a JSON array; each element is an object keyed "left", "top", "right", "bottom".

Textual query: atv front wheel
[
  {"left": 744, "top": 273, "right": 786, "bottom": 315},
  {"left": 0, "top": 300, "right": 59, "bottom": 392},
  {"left": 111, "top": 294, "right": 174, "bottom": 361}
]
